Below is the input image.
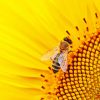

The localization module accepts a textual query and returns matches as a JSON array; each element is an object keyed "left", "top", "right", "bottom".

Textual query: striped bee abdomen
[{"left": 52, "top": 60, "right": 60, "bottom": 73}]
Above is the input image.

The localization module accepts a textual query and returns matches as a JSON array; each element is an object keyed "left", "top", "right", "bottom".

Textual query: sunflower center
[
  {"left": 41, "top": 31, "right": 100, "bottom": 100},
  {"left": 55, "top": 32, "right": 100, "bottom": 100}
]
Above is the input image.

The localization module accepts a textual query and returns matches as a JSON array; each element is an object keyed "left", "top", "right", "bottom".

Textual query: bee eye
[{"left": 64, "top": 37, "right": 72, "bottom": 44}]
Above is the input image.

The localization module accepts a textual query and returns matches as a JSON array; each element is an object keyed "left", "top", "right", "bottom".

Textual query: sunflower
[{"left": 0, "top": 0, "right": 100, "bottom": 100}]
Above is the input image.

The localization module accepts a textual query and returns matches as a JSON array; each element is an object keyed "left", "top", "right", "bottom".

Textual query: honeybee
[{"left": 41, "top": 37, "right": 72, "bottom": 73}]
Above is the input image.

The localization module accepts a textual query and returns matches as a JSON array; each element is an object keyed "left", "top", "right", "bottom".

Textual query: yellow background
[{"left": 0, "top": 0, "right": 100, "bottom": 100}]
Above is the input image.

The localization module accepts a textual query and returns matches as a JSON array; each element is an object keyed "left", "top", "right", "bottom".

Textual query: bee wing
[
  {"left": 58, "top": 51, "right": 68, "bottom": 72},
  {"left": 41, "top": 46, "right": 59, "bottom": 61}
]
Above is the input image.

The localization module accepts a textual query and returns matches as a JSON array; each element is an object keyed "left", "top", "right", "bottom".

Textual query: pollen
[{"left": 40, "top": 11, "right": 100, "bottom": 100}]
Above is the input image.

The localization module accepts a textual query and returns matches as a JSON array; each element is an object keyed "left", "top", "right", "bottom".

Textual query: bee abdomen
[
  {"left": 53, "top": 69, "right": 59, "bottom": 73},
  {"left": 52, "top": 65, "right": 60, "bottom": 69},
  {"left": 52, "top": 64, "right": 60, "bottom": 73},
  {"left": 53, "top": 61, "right": 60, "bottom": 66}
]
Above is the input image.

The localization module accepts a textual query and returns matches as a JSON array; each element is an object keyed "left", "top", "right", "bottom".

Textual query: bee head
[{"left": 64, "top": 37, "right": 72, "bottom": 44}]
